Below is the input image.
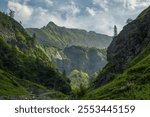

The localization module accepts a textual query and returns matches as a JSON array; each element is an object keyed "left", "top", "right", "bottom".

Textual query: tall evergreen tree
[{"left": 114, "top": 25, "right": 118, "bottom": 37}]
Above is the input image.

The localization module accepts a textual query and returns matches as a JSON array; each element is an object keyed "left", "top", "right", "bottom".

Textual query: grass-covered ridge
[{"left": 26, "top": 22, "right": 112, "bottom": 49}]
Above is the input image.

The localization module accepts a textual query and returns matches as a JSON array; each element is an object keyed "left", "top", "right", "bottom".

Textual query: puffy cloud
[
  {"left": 122, "top": 0, "right": 137, "bottom": 10},
  {"left": 8, "top": 1, "right": 33, "bottom": 22},
  {"left": 114, "top": 0, "right": 150, "bottom": 10},
  {"left": 26, "top": 7, "right": 53, "bottom": 28},
  {"left": 92, "top": 0, "right": 150, "bottom": 10},
  {"left": 86, "top": 7, "right": 96, "bottom": 16},
  {"left": 92, "top": 0, "right": 109, "bottom": 11},
  {"left": 59, "top": 1, "right": 80, "bottom": 16},
  {"left": 43, "top": 0, "right": 53, "bottom": 6}
]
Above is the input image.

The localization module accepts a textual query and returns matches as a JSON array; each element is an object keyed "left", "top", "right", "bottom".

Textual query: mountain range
[
  {"left": 0, "top": 5, "right": 150, "bottom": 99},
  {"left": 26, "top": 22, "right": 112, "bottom": 49},
  {"left": 26, "top": 21, "right": 112, "bottom": 76}
]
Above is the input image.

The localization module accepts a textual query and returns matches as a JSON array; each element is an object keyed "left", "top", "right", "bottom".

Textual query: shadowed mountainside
[{"left": 83, "top": 6, "right": 150, "bottom": 99}]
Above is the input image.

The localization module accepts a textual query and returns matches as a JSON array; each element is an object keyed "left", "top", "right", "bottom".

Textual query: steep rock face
[
  {"left": 94, "top": 6, "right": 150, "bottom": 88},
  {"left": 82, "top": 6, "right": 150, "bottom": 100},
  {"left": 26, "top": 22, "right": 112, "bottom": 49},
  {"left": 54, "top": 46, "right": 107, "bottom": 76},
  {"left": 108, "top": 17, "right": 150, "bottom": 71}
]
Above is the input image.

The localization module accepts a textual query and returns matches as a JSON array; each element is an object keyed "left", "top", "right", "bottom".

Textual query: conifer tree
[{"left": 114, "top": 25, "right": 118, "bottom": 37}]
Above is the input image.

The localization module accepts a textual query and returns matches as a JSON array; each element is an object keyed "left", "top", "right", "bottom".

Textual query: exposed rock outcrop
[
  {"left": 94, "top": 6, "right": 150, "bottom": 87},
  {"left": 54, "top": 46, "right": 107, "bottom": 76}
]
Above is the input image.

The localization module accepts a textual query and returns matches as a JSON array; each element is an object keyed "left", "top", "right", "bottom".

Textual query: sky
[{"left": 0, "top": 0, "right": 150, "bottom": 36}]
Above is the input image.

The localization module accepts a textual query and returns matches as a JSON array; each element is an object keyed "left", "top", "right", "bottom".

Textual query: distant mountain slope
[
  {"left": 83, "top": 6, "right": 150, "bottom": 99},
  {"left": 26, "top": 22, "right": 111, "bottom": 76},
  {"left": 26, "top": 22, "right": 112, "bottom": 49},
  {"left": 54, "top": 46, "right": 107, "bottom": 76},
  {"left": 0, "top": 11, "right": 71, "bottom": 99}
]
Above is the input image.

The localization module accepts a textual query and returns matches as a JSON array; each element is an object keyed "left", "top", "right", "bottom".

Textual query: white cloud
[
  {"left": 59, "top": 1, "right": 80, "bottom": 16},
  {"left": 7, "top": 0, "right": 52, "bottom": 27},
  {"left": 8, "top": 1, "right": 33, "bottom": 22},
  {"left": 93, "top": 0, "right": 109, "bottom": 11},
  {"left": 123, "top": 0, "right": 137, "bottom": 9},
  {"left": 86, "top": 7, "right": 96, "bottom": 16},
  {"left": 23, "top": 0, "right": 31, "bottom": 3},
  {"left": 27, "top": 7, "right": 52, "bottom": 28},
  {"left": 43, "top": 0, "right": 53, "bottom": 6},
  {"left": 115, "top": 0, "right": 150, "bottom": 10}
]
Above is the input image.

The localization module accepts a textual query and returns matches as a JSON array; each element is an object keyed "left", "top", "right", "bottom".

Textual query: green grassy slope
[
  {"left": 0, "top": 68, "right": 69, "bottom": 99},
  {"left": 26, "top": 22, "right": 112, "bottom": 49},
  {"left": 0, "top": 69, "right": 29, "bottom": 97}
]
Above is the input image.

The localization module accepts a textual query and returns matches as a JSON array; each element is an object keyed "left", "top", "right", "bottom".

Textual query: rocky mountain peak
[{"left": 46, "top": 21, "right": 57, "bottom": 28}]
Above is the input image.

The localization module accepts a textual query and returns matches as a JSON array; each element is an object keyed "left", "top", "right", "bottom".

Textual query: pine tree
[{"left": 114, "top": 25, "right": 118, "bottom": 37}]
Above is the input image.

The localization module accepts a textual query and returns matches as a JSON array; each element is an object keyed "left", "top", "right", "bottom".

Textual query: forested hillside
[{"left": 0, "top": 11, "right": 71, "bottom": 99}]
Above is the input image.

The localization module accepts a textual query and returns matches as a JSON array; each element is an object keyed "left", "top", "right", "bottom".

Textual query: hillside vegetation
[
  {"left": 0, "top": 11, "right": 71, "bottom": 99},
  {"left": 26, "top": 22, "right": 112, "bottom": 49},
  {"left": 83, "top": 6, "right": 150, "bottom": 99}
]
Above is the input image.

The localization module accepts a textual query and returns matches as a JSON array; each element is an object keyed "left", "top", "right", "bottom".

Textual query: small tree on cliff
[{"left": 114, "top": 25, "right": 118, "bottom": 37}]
